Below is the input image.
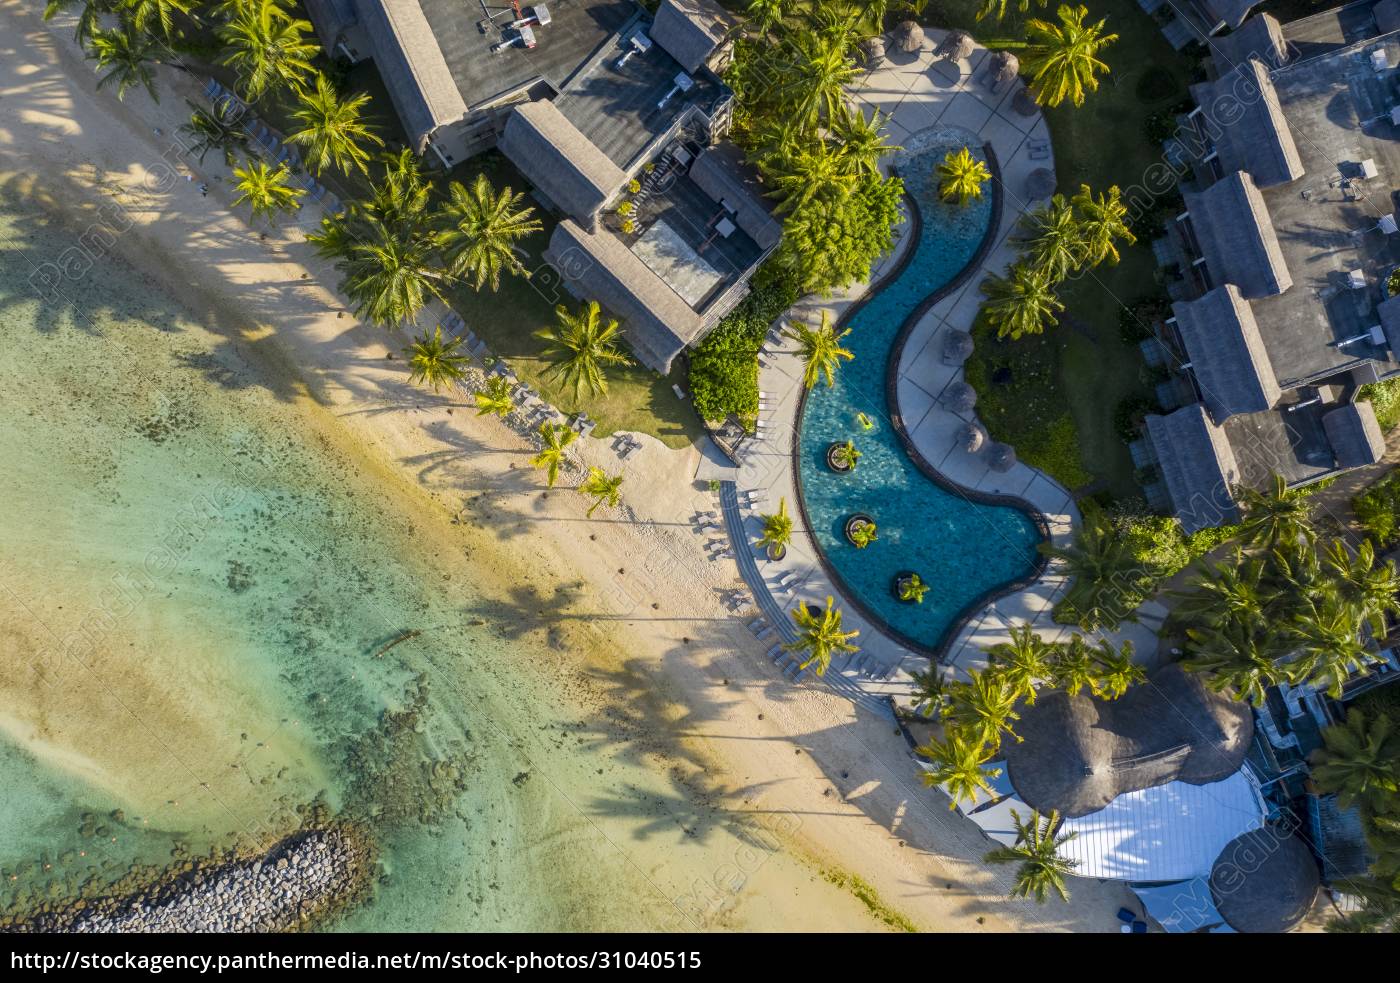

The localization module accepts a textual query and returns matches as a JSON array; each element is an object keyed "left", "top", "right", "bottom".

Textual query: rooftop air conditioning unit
[
  {"left": 657, "top": 72, "right": 695, "bottom": 110},
  {"left": 1374, "top": 49, "right": 1391, "bottom": 72},
  {"left": 1348, "top": 268, "right": 1367, "bottom": 289},
  {"left": 1361, "top": 158, "right": 1380, "bottom": 179}
]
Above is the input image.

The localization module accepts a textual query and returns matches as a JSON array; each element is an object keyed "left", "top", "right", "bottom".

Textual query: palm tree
[
  {"left": 46, "top": 0, "right": 117, "bottom": 45},
  {"left": 439, "top": 174, "right": 542, "bottom": 291},
  {"left": 783, "top": 310, "right": 854, "bottom": 388},
  {"left": 830, "top": 106, "right": 896, "bottom": 178},
  {"left": 774, "top": 28, "right": 860, "bottom": 131},
  {"left": 218, "top": 0, "right": 318, "bottom": 101},
  {"left": 88, "top": 26, "right": 159, "bottom": 102},
  {"left": 1290, "top": 601, "right": 1382, "bottom": 698},
  {"left": 1023, "top": 4, "right": 1118, "bottom": 109},
  {"left": 230, "top": 159, "right": 302, "bottom": 225},
  {"left": 980, "top": 262, "right": 1064, "bottom": 341},
  {"left": 976, "top": 0, "right": 1049, "bottom": 22},
  {"left": 746, "top": 0, "right": 789, "bottom": 37},
  {"left": 984, "top": 809, "right": 1080, "bottom": 903},
  {"left": 946, "top": 670, "right": 1022, "bottom": 747},
  {"left": 404, "top": 325, "right": 469, "bottom": 392},
  {"left": 530, "top": 421, "right": 576, "bottom": 488},
  {"left": 178, "top": 100, "right": 250, "bottom": 166},
  {"left": 474, "top": 375, "right": 514, "bottom": 417},
  {"left": 286, "top": 74, "right": 384, "bottom": 176},
  {"left": 764, "top": 140, "right": 858, "bottom": 215},
  {"left": 1183, "top": 622, "right": 1287, "bottom": 706},
  {"left": 783, "top": 595, "right": 860, "bottom": 676},
  {"left": 1071, "top": 184, "right": 1136, "bottom": 267},
  {"left": 1090, "top": 638, "right": 1144, "bottom": 699},
  {"left": 1310, "top": 710, "right": 1399, "bottom": 814},
  {"left": 1322, "top": 539, "right": 1400, "bottom": 638},
  {"left": 919, "top": 732, "right": 1004, "bottom": 809},
  {"left": 986, "top": 623, "right": 1053, "bottom": 706},
  {"left": 850, "top": 520, "right": 877, "bottom": 548},
  {"left": 1171, "top": 550, "right": 1273, "bottom": 635},
  {"left": 1039, "top": 507, "right": 1146, "bottom": 628},
  {"left": 899, "top": 573, "right": 930, "bottom": 604},
  {"left": 936, "top": 146, "right": 991, "bottom": 205},
  {"left": 535, "top": 301, "right": 633, "bottom": 399},
  {"left": 121, "top": 0, "right": 194, "bottom": 39},
  {"left": 1049, "top": 635, "right": 1097, "bottom": 697},
  {"left": 1237, "top": 473, "right": 1313, "bottom": 549},
  {"left": 1019, "top": 194, "right": 1083, "bottom": 282},
  {"left": 830, "top": 439, "right": 861, "bottom": 470},
  {"left": 578, "top": 466, "right": 624, "bottom": 517},
  {"left": 910, "top": 666, "right": 952, "bottom": 718},
  {"left": 757, "top": 498, "right": 794, "bottom": 555}
]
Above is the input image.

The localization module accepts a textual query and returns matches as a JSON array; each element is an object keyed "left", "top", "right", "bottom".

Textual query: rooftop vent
[
  {"left": 1373, "top": 49, "right": 1391, "bottom": 73},
  {"left": 616, "top": 30, "right": 653, "bottom": 70},
  {"left": 657, "top": 72, "right": 695, "bottom": 110}
]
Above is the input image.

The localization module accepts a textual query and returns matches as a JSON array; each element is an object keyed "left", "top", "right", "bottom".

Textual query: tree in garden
[
  {"left": 919, "top": 732, "right": 1003, "bottom": 808},
  {"left": 745, "top": 0, "right": 790, "bottom": 38},
  {"left": 578, "top": 466, "right": 624, "bottom": 517},
  {"left": 1321, "top": 539, "right": 1400, "bottom": 638},
  {"left": 1023, "top": 5, "right": 1118, "bottom": 109},
  {"left": 1236, "top": 473, "right": 1313, "bottom": 549},
  {"left": 535, "top": 300, "right": 634, "bottom": 399},
  {"left": 936, "top": 147, "right": 991, "bottom": 205},
  {"left": 403, "top": 325, "right": 469, "bottom": 392},
  {"left": 1071, "top": 184, "right": 1136, "bottom": 267},
  {"left": 1182, "top": 621, "right": 1288, "bottom": 706},
  {"left": 1170, "top": 550, "right": 1273, "bottom": 636},
  {"left": 773, "top": 27, "right": 860, "bottom": 131},
  {"left": 1310, "top": 710, "right": 1399, "bottom": 816},
  {"left": 980, "top": 262, "right": 1065, "bottom": 341},
  {"left": 530, "top": 421, "right": 576, "bottom": 488},
  {"left": 88, "top": 25, "right": 159, "bottom": 101},
  {"left": 217, "top": 0, "right": 317, "bottom": 101},
  {"left": 766, "top": 141, "right": 858, "bottom": 215},
  {"left": 984, "top": 809, "right": 1080, "bottom": 904},
  {"left": 230, "top": 158, "right": 302, "bottom": 225},
  {"left": 775, "top": 172, "right": 904, "bottom": 295},
  {"left": 976, "top": 0, "right": 1049, "bottom": 22},
  {"left": 783, "top": 595, "right": 860, "bottom": 676},
  {"left": 946, "top": 670, "right": 1022, "bottom": 747},
  {"left": 830, "top": 106, "right": 896, "bottom": 178},
  {"left": 899, "top": 573, "right": 930, "bottom": 604},
  {"left": 1020, "top": 194, "right": 1083, "bottom": 281},
  {"left": 987, "top": 623, "right": 1053, "bottom": 706},
  {"left": 1290, "top": 601, "right": 1382, "bottom": 698},
  {"left": 1089, "top": 638, "right": 1144, "bottom": 700},
  {"left": 179, "top": 99, "right": 250, "bottom": 166},
  {"left": 122, "top": 0, "right": 195, "bottom": 39},
  {"left": 1039, "top": 506, "right": 1148, "bottom": 629},
  {"left": 474, "top": 375, "right": 515, "bottom": 418},
  {"left": 1048, "top": 635, "right": 1097, "bottom": 697},
  {"left": 287, "top": 74, "right": 384, "bottom": 176},
  {"left": 756, "top": 497, "right": 794, "bottom": 554},
  {"left": 783, "top": 309, "right": 854, "bottom": 389},
  {"left": 909, "top": 666, "right": 951, "bottom": 718},
  {"left": 439, "top": 173, "right": 542, "bottom": 291}
]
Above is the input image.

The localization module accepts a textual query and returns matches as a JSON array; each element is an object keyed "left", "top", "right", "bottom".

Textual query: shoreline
[{"left": 0, "top": 1, "right": 1133, "bottom": 932}]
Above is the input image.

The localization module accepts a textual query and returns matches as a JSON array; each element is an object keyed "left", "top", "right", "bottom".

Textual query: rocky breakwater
[{"left": 8, "top": 826, "right": 373, "bottom": 933}]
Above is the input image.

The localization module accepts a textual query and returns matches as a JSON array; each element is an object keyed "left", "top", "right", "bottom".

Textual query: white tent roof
[
  {"left": 1133, "top": 880, "right": 1236, "bottom": 933},
  {"left": 1058, "top": 769, "right": 1266, "bottom": 881}
]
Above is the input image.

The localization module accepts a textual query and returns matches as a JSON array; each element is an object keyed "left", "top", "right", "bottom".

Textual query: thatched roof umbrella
[
  {"left": 987, "top": 442, "right": 1016, "bottom": 472},
  {"left": 1210, "top": 830, "right": 1320, "bottom": 934},
  {"left": 1012, "top": 87, "right": 1039, "bottom": 117},
  {"left": 945, "top": 381, "right": 977, "bottom": 413},
  {"left": 892, "top": 20, "right": 924, "bottom": 53},
  {"left": 990, "top": 49, "right": 1019, "bottom": 83},
  {"left": 859, "top": 35, "right": 886, "bottom": 67},
  {"left": 934, "top": 29, "right": 974, "bottom": 63},
  {"left": 942, "top": 329, "right": 974, "bottom": 366},
  {"left": 957, "top": 421, "right": 986, "bottom": 453},
  {"left": 1026, "top": 167, "right": 1056, "bottom": 200}
]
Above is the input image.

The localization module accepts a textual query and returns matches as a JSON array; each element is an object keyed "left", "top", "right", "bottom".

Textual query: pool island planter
[
  {"left": 893, "top": 572, "right": 923, "bottom": 604},
  {"left": 844, "top": 513, "right": 877, "bottom": 547},
  {"left": 826, "top": 442, "right": 857, "bottom": 473}
]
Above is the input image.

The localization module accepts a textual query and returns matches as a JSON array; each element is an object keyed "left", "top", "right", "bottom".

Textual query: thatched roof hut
[
  {"left": 986, "top": 442, "right": 1016, "bottom": 472},
  {"left": 858, "top": 35, "right": 886, "bottom": 67},
  {"left": 357, "top": 0, "right": 467, "bottom": 154},
  {"left": 1210, "top": 829, "right": 1320, "bottom": 933},
  {"left": 892, "top": 20, "right": 924, "bottom": 53},
  {"left": 957, "top": 421, "right": 986, "bottom": 453},
  {"left": 934, "top": 29, "right": 974, "bottom": 62},
  {"left": 1002, "top": 664, "right": 1254, "bottom": 817},
  {"left": 1188, "top": 61, "right": 1302, "bottom": 189},
  {"left": 651, "top": 0, "right": 736, "bottom": 74},
  {"left": 989, "top": 50, "right": 1019, "bottom": 82},
  {"left": 1183, "top": 170, "right": 1292, "bottom": 298},
  {"left": 942, "top": 329, "right": 974, "bottom": 365},
  {"left": 499, "top": 101, "right": 627, "bottom": 230},
  {"left": 1144, "top": 404, "right": 1243, "bottom": 534},
  {"left": 1171, "top": 285, "right": 1280, "bottom": 420},
  {"left": 1026, "top": 168, "right": 1056, "bottom": 199},
  {"left": 944, "top": 380, "right": 977, "bottom": 413}
]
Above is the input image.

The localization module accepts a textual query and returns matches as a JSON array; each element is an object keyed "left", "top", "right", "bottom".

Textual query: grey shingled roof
[
  {"left": 1323, "top": 400, "right": 1386, "bottom": 467},
  {"left": 1184, "top": 170, "right": 1292, "bottom": 298},
  {"left": 1211, "top": 13, "right": 1290, "bottom": 74},
  {"left": 1145, "top": 404, "right": 1242, "bottom": 533},
  {"left": 498, "top": 101, "right": 628, "bottom": 227},
  {"left": 1377, "top": 0, "right": 1400, "bottom": 34},
  {"left": 1203, "top": 0, "right": 1260, "bottom": 30},
  {"left": 543, "top": 220, "right": 706, "bottom": 374},
  {"left": 1172, "top": 285, "right": 1281, "bottom": 421},
  {"left": 650, "top": 0, "right": 734, "bottom": 74},
  {"left": 1210, "top": 829, "right": 1319, "bottom": 933},
  {"left": 1002, "top": 664, "right": 1254, "bottom": 818},
  {"left": 687, "top": 145, "right": 782, "bottom": 251},
  {"left": 1190, "top": 60, "right": 1304, "bottom": 188},
  {"left": 359, "top": 0, "right": 467, "bottom": 153}
]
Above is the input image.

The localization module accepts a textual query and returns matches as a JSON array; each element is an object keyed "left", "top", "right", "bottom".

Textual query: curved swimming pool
[{"left": 794, "top": 128, "right": 1046, "bottom": 655}]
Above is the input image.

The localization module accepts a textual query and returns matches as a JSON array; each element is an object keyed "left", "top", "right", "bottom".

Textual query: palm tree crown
[
  {"left": 757, "top": 498, "right": 794, "bottom": 551},
  {"left": 230, "top": 158, "right": 302, "bottom": 225},
  {"left": 530, "top": 421, "right": 576, "bottom": 488},
  {"left": 218, "top": 0, "right": 317, "bottom": 101},
  {"left": 535, "top": 300, "right": 633, "bottom": 399},
  {"left": 287, "top": 74, "right": 384, "bottom": 176},
  {"left": 937, "top": 146, "right": 991, "bottom": 205},
  {"left": 919, "top": 732, "right": 1003, "bottom": 808},
  {"left": 980, "top": 261, "right": 1065, "bottom": 340},
  {"left": 404, "top": 325, "right": 469, "bottom": 392},
  {"left": 783, "top": 595, "right": 860, "bottom": 675},
  {"left": 1020, "top": 193, "right": 1083, "bottom": 281},
  {"left": 578, "top": 466, "right": 624, "bottom": 517},
  {"left": 984, "top": 809, "right": 1080, "bottom": 903},
  {"left": 439, "top": 174, "right": 542, "bottom": 291},
  {"left": 783, "top": 309, "right": 854, "bottom": 388},
  {"left": 88, "top": 25, "right": 159, "bottom": 102},
  {"left": 1023, "top": 4, "right": 1118, "bottom": 108},
  {"left": 474, "top": 375, "right": 515, "bottom": 417},
  {"left": 1071, "top": 183, "right": 1135, "bottom": 267},
  {"left": 1310, "top": 709, "right": 1399, "bottom": 814}
]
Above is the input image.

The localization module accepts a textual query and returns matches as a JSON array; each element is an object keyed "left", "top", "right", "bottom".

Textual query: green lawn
[{"left": 926, "top": 0, "right": 1199, "bottom": 498}]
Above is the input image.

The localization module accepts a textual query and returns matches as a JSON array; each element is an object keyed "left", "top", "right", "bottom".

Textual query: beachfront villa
[
  {"left": 303, "top": 0, "right": 776, "bottom": 373},
  {"left": 1134, "top": 4, "right": 1400, "bottom": 533}
]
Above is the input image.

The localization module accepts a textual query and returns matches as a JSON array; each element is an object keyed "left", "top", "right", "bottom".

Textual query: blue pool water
[{"left": 795, "top": 129, "right": 1045, "bottom": 653}]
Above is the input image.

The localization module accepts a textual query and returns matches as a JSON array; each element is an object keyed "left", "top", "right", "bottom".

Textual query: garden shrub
[
  {"left": 1355, "top": 470, "right": 1400, "bottom": 548},
  {"left": 1360, "top": 378, "right": 1400, "bottom": 432},
  {"left": 1114, "top": 393, "right": 1159, "bottom": 441},
  {"left": 688, "top": 271, "right": 799, "bottom": 423}
]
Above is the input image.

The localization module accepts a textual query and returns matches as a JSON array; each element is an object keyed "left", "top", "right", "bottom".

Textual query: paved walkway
[{"left": 717, "top": 29, "right": 1089, "bottom": 709}]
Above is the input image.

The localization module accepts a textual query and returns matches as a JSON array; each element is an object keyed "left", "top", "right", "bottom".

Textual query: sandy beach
[{"left": 0, "top": 0, "right": 1134, "bottom": 931}]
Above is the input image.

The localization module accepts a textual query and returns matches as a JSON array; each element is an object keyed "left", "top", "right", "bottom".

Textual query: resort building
[
  {"left": 1137, "top": 2, "right": 1400, "bottom": 532},
  {"left": 940, "top": 665, "right": 1322, "bottom": 932},
  {"left": 303, "top": 0, "right": 777, "bottom": 373}
]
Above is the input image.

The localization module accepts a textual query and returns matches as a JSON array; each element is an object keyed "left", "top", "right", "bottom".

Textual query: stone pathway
[{"left": 718, "top": 30, "right": 1088, "bottom": 711}]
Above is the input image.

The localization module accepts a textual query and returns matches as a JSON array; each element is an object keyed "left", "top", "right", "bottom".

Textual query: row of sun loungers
[{"left": 766, "top": 643, "right": 809, "bottom": 682}]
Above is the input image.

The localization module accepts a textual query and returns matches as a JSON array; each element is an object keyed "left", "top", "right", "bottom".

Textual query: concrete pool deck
[{"left": 719, "top": 29, "right": 1098, "bottom": 705}]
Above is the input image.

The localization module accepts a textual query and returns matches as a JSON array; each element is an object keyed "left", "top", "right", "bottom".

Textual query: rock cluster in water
[{"left": 8, "top": 827, "right": 371, "bottom": 933}]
